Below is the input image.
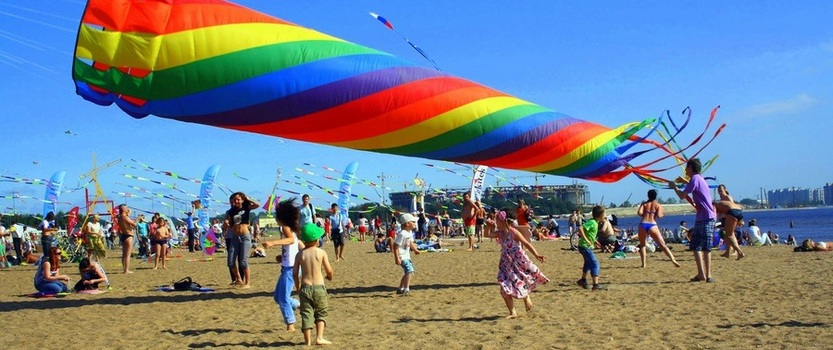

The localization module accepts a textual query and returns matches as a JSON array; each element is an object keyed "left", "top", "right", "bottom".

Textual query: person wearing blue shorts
[{"left": 393, "top": 214, "right": 421, "bottom": 295}]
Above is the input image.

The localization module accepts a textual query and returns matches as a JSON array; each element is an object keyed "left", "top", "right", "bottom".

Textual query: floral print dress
[{"left": 497, "top": 230, "right": 549, "bottom": 298}]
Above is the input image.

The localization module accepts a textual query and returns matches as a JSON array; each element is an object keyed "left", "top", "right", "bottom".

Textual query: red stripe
[
  {"left": 82, "top": 0, "right": 289, "bottom": 35},
  {"left": 230, "top": 77, "right": 507, "bottom": 143},
  {"left": 483, "top": 122, "right": 611, "bottom": 169}
]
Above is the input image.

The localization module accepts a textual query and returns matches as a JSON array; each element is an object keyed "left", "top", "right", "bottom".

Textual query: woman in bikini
[
  {"left": 637, "top": 189, "right": 680, "bottom": 268},
  {"left": 117, "top": 205, "right": 137, "bottom": 274},
  {"left": 713, "top": 184, "right": 746, "bottom": 260}
]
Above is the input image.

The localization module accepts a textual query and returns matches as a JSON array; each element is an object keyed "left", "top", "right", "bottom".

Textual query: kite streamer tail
[{"left": 589, "top": 106, "right": 724, "bottom": 183}]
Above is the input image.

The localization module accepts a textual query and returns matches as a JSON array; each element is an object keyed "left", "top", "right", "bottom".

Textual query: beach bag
[{"left": 173, "top": 277, "right": 201, "bottom": 291}]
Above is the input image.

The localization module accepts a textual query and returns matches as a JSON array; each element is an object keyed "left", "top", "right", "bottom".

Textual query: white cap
[{"left": 398, "top": 213, "right": 417, "bottom": 224}]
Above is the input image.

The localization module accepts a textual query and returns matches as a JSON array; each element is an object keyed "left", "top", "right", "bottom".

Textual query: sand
[{"left": 2, "top": 239, "right": 832, "bottom": 349}]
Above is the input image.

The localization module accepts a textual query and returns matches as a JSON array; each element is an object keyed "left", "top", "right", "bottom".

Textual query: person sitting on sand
[
  {"left": 746, "top": 219, "right": 773, "bottom": 246},
  {"left": 532, "top": 224, "right": 552, "bottom": 241},
  {"left": 786, "top": 235, "right": 797, "bottom": 246},
  {"left": 673, "top": 221, "right": 689, "bottom": 243},
  {"left": 374, "top": 233, "right": 391, "bottom": 253},
  {"left": 34, "top": 247, "right": 70, "bottom": 294},
  {"left": 596, "top": 215, "right": 620, "bottom": 253},
  {"left": 767, "top": 231, "right": 779, "bottom": 244},
  {"left": 250, "top": 244, "right": 267, "bottom": 258},
  {"left": 22, "top": 251, "right": 41, "bottom": 265},
  {"left": 74, "top": 258, "right": 108, "bottom": 291},
  {"left": 417, "top": 233, "right": 444, "bottom": 251}
]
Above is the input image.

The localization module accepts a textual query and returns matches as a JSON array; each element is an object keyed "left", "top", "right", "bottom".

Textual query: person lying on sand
[{"left": 795, "top": 239, "right": 831, "bottom": 252}]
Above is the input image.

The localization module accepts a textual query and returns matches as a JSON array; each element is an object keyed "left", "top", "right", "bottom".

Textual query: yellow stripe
[
  {"left": 523, "top": 123, "right": 634, "bottom": 172},
  {"left": 75, "top": 22, "right": 344, "bottom": 70},
  {"left": 330, "top": 96, "right": 532, "bottom": 149}
]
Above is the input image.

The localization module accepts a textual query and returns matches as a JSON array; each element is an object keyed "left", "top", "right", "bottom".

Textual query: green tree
[{"left": 739, "top": 198, "right": 759, "bottom": 207}]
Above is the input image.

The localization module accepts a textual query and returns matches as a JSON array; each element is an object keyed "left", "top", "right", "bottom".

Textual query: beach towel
[
  {"left": 155, "top": 286, "right": 215, "bottom": 293},
  {"left": 26, "top": 292, "right": 70, "bottom": 298},
  {"left": 76, "top": 289, "right": 106, "bottom": 295}
]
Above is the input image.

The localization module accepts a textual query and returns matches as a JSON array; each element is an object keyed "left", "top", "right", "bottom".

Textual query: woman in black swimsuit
[{"left": 713, "top": 184, "right": 745, "bottom": 260}]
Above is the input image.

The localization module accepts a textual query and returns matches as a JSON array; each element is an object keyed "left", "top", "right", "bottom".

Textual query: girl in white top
[
  {"left": 357, "top": 213, "right": 369, "bottom": 243},
  {"left": 263, "top": 198, "right": 304, "bottom": 332}
]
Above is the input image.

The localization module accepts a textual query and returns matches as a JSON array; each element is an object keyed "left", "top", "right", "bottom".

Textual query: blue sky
[{"left": 1, "top": 0, "right": 831, "bottom": 217}]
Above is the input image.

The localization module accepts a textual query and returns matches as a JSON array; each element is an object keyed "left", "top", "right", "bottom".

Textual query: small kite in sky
[{"left": 369, "top": 12, "right": 440, "bottom": 71}]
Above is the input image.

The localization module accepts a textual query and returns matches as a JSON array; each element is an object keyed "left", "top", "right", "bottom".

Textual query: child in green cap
[{"left": 293, "top": 223, "right": 334, "bottom": 346}]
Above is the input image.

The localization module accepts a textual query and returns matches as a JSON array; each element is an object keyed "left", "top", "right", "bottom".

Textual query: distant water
[{"left": 614, "top": 206, "right": 833, "bottom": 244}]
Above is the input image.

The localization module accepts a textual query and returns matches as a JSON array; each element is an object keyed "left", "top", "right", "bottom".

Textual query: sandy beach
[{"left": 3, "top": 238, "right": 832, "bottom": 349}]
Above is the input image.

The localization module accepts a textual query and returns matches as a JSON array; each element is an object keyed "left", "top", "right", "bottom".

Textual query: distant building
[
  {"left": 768, "top": 187, "right": 812, "bottom": 207},
  {"left": 388, "top": 184, "right": 589, "bottom": 211},
  {"left": 810, "top": 188, "right": 825, "bottom": 204},
  {"left": 825, "top": 183, "right": 832, "bottom": 205}
]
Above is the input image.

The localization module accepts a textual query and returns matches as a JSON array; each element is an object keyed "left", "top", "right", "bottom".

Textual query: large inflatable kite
[{"left": 73, "top": 0, "right": 721, "bottom": 183}]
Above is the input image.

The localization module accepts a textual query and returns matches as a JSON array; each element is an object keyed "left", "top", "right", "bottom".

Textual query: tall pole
[{"left": 377, "top": 172, "right": 396, "bottom": 207}]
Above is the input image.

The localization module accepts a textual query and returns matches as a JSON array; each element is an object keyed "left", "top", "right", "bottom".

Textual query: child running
[
  {"left": 393, "top": 213, "right": 421, "bottom": 295},
  {"left": 577, "top": 205, "right": 605, "bottom": 291},
  {"left": 484, "top": 208, "right": 548, "bottom": 319},
  {"left": 293, "top": 223, "right": 334, "bottom": 346}
]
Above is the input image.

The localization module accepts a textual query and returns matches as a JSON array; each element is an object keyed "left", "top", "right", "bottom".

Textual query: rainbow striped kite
[{"left": 73, "top": 0, "right": 721, "bottom": 183}]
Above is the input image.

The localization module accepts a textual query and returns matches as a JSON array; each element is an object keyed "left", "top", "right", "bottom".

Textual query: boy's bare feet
[
  {"left": 736, "top": 253, "right": 745, "bottom": 260},
  {"left": 672, "top": 260, "right": 681, "bottom": 268},
  {"left": 315, "top": 338, "right": 332, "bottom": 345},
  {"left": 286, "top": 324, "right": 295, "bottom": 332},
  {"left": 240, "top": 284, "right": 251, "bottom": 289},
  {"left": 720, "top": 252, "right": 730, "bottom": 258}
]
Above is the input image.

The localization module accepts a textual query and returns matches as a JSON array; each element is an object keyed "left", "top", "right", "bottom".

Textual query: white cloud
[{"left": 739, "top": 93, "right": 818, "bottom": 118}]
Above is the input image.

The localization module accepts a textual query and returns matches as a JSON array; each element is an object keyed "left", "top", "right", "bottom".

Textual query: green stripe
[
  {"left": 546, "top": 138, "right": 621, "bottom": 175},
  {"left": 542, "top": 120, "right": 652, "bottom": 174},
  {"left": 376, "top": 104, "right": 551, "bottom": 156},
  {"left": 73, "top": 40, "right": 385, "bottom": 100}
]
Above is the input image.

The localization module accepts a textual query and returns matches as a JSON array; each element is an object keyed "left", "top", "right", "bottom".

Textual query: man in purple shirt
[{"left": 670, "top": 158, "right": 716, "bottom": 283}]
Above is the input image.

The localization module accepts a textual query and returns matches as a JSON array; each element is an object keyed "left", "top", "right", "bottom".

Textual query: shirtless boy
[{"left": 294, "top": 223, "right": 334, "bottom": 346}]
